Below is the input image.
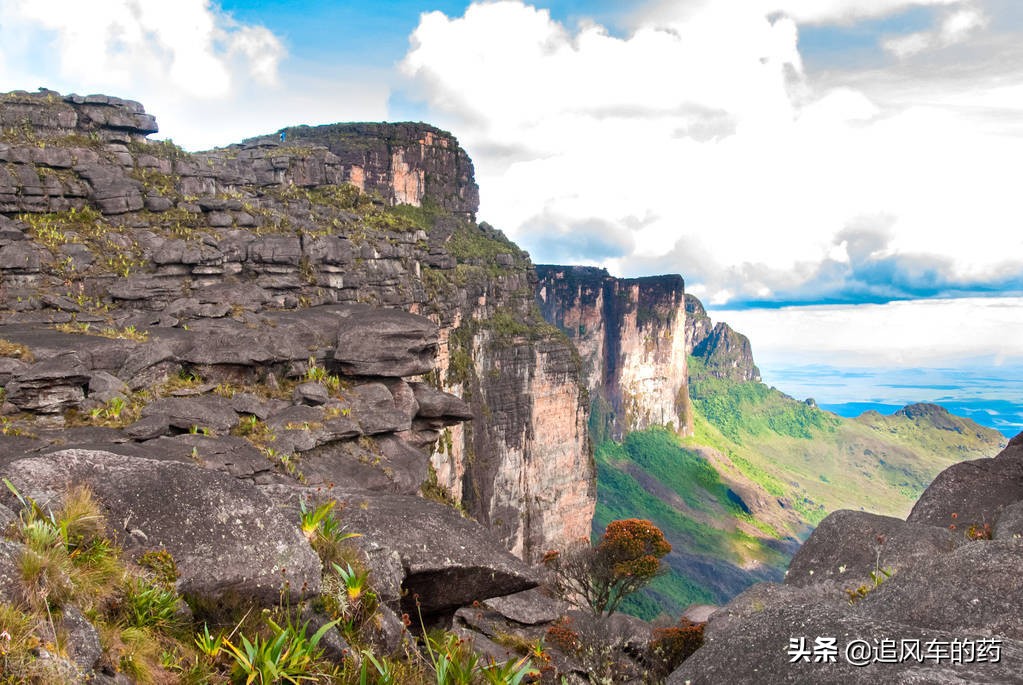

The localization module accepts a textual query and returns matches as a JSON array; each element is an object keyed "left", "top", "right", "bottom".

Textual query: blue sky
[{"left": 0, "top": 0, "right": 1020, "bottom": 419}]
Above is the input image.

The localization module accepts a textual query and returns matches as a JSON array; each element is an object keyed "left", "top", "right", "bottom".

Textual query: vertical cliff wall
[
  {"left": 535, "top": 265, "right": 692, "bottom": 440},
  {"left": 0, "top": 89, "right": 593, "bottom": 564}
]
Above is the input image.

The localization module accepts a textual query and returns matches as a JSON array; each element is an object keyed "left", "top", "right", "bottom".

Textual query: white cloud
[
  {"left": 1, "top": 0, "right": 282, "bottom": 98},
  {"left": 400, "top": 1, "right": 1023, "bottom": 305},
  {"left": 0, "top": 0, "right": 389, "bottom": 149},
  {"left": 883, "top": 5, "right": 987, "bottom": 57},
  {"left": 710, "top": 297, "right": 1023, "bottom": 367}
]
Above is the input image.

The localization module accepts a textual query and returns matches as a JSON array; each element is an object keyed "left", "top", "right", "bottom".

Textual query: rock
[
  {"left": 4, "top": 354, "right": 90, "bottom": 412},
  {"left": 785, "top": 510, "right": 963, "bottom": 590},
  {"left": 485, "top": 587, "right": 570, "bottom": 625},
  {"left": 141, "top": 395, "right": 239, "bottom": 434},
  {"left": 906, "top": 454, "right": 1023, "bottom": 529},
  {"left": 410, "top": 382, "right": 473, "bottom": 423},
  {"left": 334, "top": 491, "right": 538, "bottom": 617},
  {"left": 88, "top": 370, "right": 129, "bottom": 396},
  {"left": 351, "top": 382, "right": 410, "bottom": 435},
  {"left": 0, "top": 539, "right": 23, "bottom": 603},
  {"left": 681, "top": 604, "right": 718, "bottom": 624},
  {"left": 692, "top": 321, "right": 761, "bottom": 383},
  {"left": 668, "top": 600, "right": 1023, "bottom": 685},
  {"left": 859, "top": 539, "right": 1023, "bottom": 639},
  {"left": 125, "top": 414, "right": 171, "bottom": 440},
  {"left": 294, "top": 381, "right": 329, "bottom": 406},
  {"left": 0, "top": 449, "right": 320, "bottom": 605},
  {"left": 334, "top": 305, "right": 439, "bottom": 377},
  {"left": 60, "top": 605, "right": 102, "bottom": 672},
  {"left": 994, "top": 500, "right": 1023, "bottom": 540}
]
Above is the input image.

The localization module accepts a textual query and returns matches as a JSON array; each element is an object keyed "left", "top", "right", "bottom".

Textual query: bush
[
  {"left": 648, "top": 619, "right": 704, "bottom": 678},
  {"left": 544, "top": 519, "right": 671, "bottom": 616}
]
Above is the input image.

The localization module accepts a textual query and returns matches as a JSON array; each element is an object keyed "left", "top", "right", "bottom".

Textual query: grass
[
  {"left": 0, "top": 338, "right": 33, "bottom": 362},
  {"left": 0, "top": 480, "right": 549, "bottom": 684}
]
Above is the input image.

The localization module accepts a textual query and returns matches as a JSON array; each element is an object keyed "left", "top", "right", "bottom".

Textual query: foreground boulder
[
  {"left": 0, "top": 449, "right": 321, "bottom": 605},
  {"left": 671, "top": 434, "right": 1023, "bottom": 683},
  {"left": 263, "top": 485, "right": 538, "bottom": 620}
]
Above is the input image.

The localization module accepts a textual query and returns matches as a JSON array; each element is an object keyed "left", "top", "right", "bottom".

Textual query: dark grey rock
[
  {"left": 125, "top": 414, "right": 170, "bottom": 440},
  {"left": 785, "top": 510, "right": 963, "bottom": 591},
  {"left": 294, "top": 381, "right": 329, "bottom": 406},
  {"left": 141, "top": 395, "right": 238, "bottom": 434},
  {"left": 5, "top": 354, "right": 90, "bottom": 412},
  {"left": 668, "top": 600, "right": 1023, "bottom": 685},
  {"left": 334, "top": 305, "right": 439, "bottom": 377},
  {"left": 410, "top": 382, "right": 473, "bottom": 423},
  {"left": 88, "top": 370, "right": 128, "bottom": 396},
  {"left": 339, "top": 491, "right": 538, "bottom": 617},
  {"left": 351, "top": 382, "right": 410, "bottom": 435},
  {"left": 485, "top": 587, "right": 570, "bottom": 625},
  {"left": 60, "top": 605, "right": 102, "bottom": 672},
  {"left": 0, "top": 449, "right": 320, "bottom": 605},
  {"left": 0, "top": 539, "right": 23, "bottom": 603},
  {"left": 0, "top": 356, "right": 28, "bottom": 384},
  {"left": 994, "top": 500, "right": 1023, "bottom": 540},
  {"left": 860, "top": 539, "right": 1023, "bottom": 639},
  {"left": 906, "top": 454, "right": 1023, "bottom": 530}
]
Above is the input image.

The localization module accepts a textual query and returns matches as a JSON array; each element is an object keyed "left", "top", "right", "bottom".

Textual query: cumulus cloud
[
  {"left": 399, "top": 1, "right": 1023, "bottom": 305},
  {"left": 0, "top": 0, "right": 389, "bottom": 149},
  {"left": 0, "top": 0, "right": 283, "bottom": 97}
]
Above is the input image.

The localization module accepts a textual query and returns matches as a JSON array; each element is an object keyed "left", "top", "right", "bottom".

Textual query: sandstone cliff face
[
  {"left": 262, "top": 123, "right": 479, "bottom": 218},
  {"left": 0, "top": 89, "right": 593, "bottom": 564},
  {"left": 535, "top": 265, "right": 692, "bottom": 440}
]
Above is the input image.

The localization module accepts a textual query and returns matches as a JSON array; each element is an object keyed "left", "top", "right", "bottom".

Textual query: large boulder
[
  {"left": 906, "top": 453, "right": 1023, "bottom": 530},
  {"left": 0, "top": 449, "right": 321, "bottom": 605},
  {"left": 860, "top": 540, "right": 1023, "bottom": 639},
  {"left": 669, "top": 599, "right": 1023, "bottom": 684},
  {"left": 264, "top": 486, "right": 537, "bottom": 619},
  {"left": 334, "top": 305, "right": 439, "bottom": 377},
  {"left": 785, "top": 510, "right": 963, "bottom": 590}
]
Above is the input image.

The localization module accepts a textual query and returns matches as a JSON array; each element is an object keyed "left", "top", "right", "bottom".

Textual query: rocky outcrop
[
  {"left": 0, "top": 88, "right": 594, "bottom": 567},
  {"left": 685, "top": 294, "right": 760, "bottom": 383},
  {"left": 535, "top": 265, "right": 692, "bottom": 440},
  {"left": 669, "top": 434, "right": 1023, "bottom": 684},
  {"left": 258, "top": 122, "right": 480, "bottom": 218},
  {"left": 0, "top": 449, "right": 322, "bottom": 605}
]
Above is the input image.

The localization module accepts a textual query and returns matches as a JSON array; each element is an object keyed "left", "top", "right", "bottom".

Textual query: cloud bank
[{"left": 400, "top": 0, "right": 1023, "bottom": 307}]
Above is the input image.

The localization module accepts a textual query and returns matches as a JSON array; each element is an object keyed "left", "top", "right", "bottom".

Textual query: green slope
[{"left": 598, "top": 357, "right": 1007, "bottom": 620}]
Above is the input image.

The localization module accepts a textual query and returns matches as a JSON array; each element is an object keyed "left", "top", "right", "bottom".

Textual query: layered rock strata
[{"left": 0, "top": 88, "right": 594, "bottom": 564}]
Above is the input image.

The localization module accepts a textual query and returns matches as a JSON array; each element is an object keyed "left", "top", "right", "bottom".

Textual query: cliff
[
  {"left": 535, "top": 265, "right": 692, "bottom": 440},
  {"left": 0, "top": 88, "right": 592, "bottom": 564},
  {"left": 684, "top": 293, "right": 760, "bottom": 383}
]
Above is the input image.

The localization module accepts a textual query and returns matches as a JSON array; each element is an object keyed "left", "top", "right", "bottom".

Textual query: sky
[{"left": 0, "top": 0, "right": 1020, "bottom": 425}]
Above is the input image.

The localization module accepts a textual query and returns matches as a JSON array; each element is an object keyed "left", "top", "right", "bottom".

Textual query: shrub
[
  {"left": 647, "top": 619, "right": 704, "bottom": 678},
  {"left": 544, "top": 519, "right": 671, "bottom": 616}
]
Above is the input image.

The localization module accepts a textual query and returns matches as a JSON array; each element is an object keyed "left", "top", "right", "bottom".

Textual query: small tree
[{"left": 543, "top": 518, "right": 671, "bottom": 616}]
